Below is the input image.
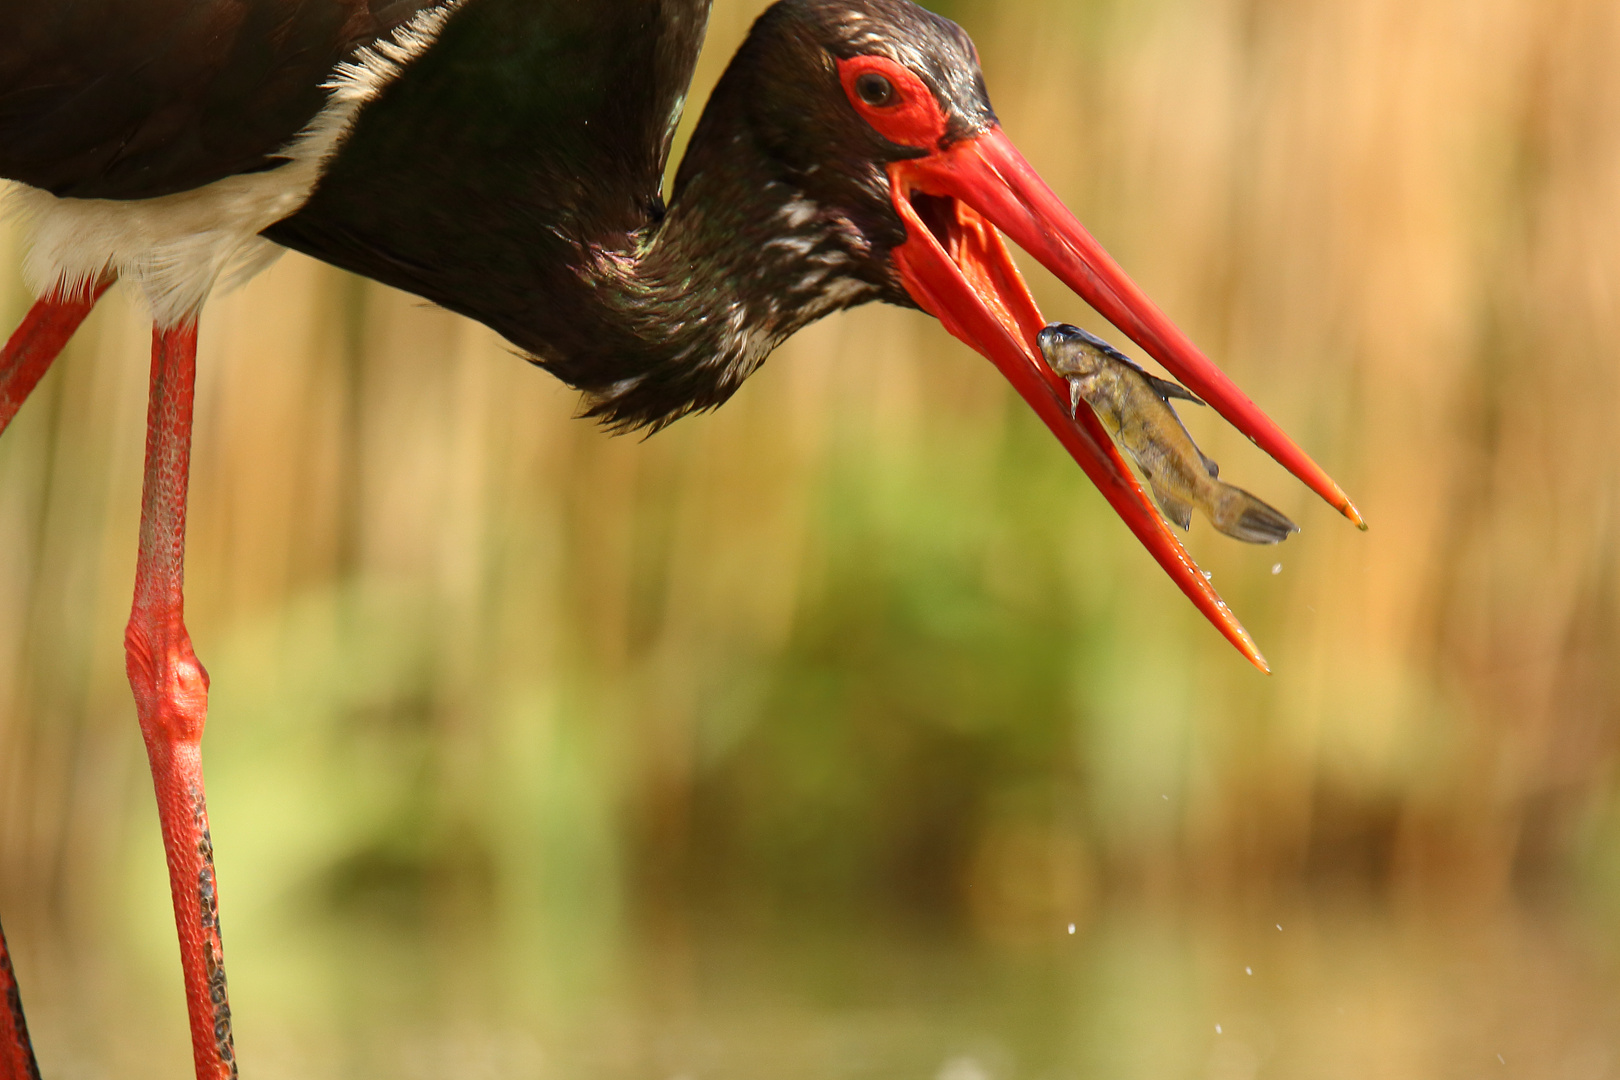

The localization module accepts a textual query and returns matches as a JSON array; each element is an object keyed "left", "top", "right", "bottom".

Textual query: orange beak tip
[
  {"left": 1220, "top": 610, "right": 1268, "bottom": 673},
  {"left": 1324, "top": 485, "right": 1367, "bottom": 530}
]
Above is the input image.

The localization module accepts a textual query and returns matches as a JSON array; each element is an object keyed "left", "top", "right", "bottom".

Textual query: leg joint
[{"left": 124, "top": 611, "right": 210, "bottom": 746}]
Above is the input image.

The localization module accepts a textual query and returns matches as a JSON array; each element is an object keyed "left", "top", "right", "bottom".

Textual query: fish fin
[
  {"left": 1208, "top": 483, "right": 1299, "bottom": 544},
  {"left": 1068, "top": 377, "right": 1082, "bottom": 420},
  {"left": 1145, "top": 373, "right": 1205, "bottom": 406},
  {"left": 1158, "top": 398, "right": 1220, "bottom": 478},
  {"left": 1149, "top": 481, "right": 1195, "bottom": 532}
]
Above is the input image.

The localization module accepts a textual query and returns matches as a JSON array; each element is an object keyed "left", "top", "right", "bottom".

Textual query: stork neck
[{"left": 551, "top": 157, "right": 877, "bottom": 431}]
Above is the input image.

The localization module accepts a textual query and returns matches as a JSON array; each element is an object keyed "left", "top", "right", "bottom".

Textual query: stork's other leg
[
  {"left": 0, "top": 919, "right": 42, "bottom": 1080},
  {"left": 1, "top": 281, "right": 114, "bottom": 1080},
  {"left": 0, "top": 279, "right": 112, "bottom": 438},
  {"left": 126, "top": 319, "right": 237, "bottom": 1080}
]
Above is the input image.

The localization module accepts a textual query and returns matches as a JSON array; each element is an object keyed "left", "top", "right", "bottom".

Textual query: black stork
[{"left": 0, "top": 0, "right": 1365, "bottom": 1076}]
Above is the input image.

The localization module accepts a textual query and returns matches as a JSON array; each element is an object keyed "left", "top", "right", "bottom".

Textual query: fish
[{"left": 1037, "top": 322, "right": 1298, "bottom": 545}]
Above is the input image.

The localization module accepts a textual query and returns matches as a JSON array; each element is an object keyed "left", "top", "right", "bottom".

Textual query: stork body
[{"left": 0, "top": 2, "right": 1361, "bottom": 1077}]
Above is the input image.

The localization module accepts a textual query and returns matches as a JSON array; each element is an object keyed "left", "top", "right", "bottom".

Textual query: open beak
[{"left": 888, "top": 126, "right": 1364, "bottom": 671}]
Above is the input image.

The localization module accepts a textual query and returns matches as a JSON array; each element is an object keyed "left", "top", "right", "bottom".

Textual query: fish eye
[{"left": 855, "top": 72, "right": 895, "bottom": 107}]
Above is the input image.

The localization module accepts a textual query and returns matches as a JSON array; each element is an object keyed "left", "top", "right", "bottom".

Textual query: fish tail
[{"left": 1207, "top": 482, "right": 1299, "bottom": 544}]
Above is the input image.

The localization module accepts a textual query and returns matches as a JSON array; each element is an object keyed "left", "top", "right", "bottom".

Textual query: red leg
[
  {"left": 1, "top": 281, "right": 113, "bottom": 1080},
  {"left": 0, "top": 918, "right": 42, "bottom": 1080},
  {"left": 125, "top": 320, "right": 237, "bottom": 1080},
  {"left": 0, "top": 279, "right": 112, "bottom": 439}
]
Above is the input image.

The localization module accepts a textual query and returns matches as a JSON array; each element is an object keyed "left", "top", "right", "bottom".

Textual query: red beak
[{"left": 888, "top": 127, "right": 1364, "bottom": 671}]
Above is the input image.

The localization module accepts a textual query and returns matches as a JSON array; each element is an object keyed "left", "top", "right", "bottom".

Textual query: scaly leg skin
[
  {"left": 0, "top": 279, "right": 113, "bottom": 438},
  {"left": 0, "top": 919, "right": 42, "bottom": 1080},
  {"left": 125, "top": 320, "right": 237, "bottom": 1080}
]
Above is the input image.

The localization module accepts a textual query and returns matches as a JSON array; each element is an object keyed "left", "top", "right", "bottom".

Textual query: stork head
[{"left": 656, "top": 0, "right": 1365, "bottom": 665}]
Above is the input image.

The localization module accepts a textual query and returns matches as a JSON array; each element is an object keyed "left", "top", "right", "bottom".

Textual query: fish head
[{"left": 1037, "top": 322, "right": 1116, "bottom": 380}]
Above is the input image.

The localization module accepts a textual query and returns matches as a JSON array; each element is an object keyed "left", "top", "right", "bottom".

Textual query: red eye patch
[{"left": 836, "top": 54, "right": 947, "bottom": 149}]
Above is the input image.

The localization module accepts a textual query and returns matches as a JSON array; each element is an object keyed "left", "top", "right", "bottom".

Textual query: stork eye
[
  {"left": 854, "top": 72, "right": 895, "bottom": 106},
  {"left": 836, "top": 56, "right": 944, "bottom": 146}
]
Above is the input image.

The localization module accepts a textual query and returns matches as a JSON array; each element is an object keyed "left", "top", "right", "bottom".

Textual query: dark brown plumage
[{"left": 0, "top": 0, "right": 440, "bottom": 199}]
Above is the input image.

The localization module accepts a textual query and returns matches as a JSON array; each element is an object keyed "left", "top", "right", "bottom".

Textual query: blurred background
[{"left": 4, "top": 0, "right": 1620, "bottom": 1076}]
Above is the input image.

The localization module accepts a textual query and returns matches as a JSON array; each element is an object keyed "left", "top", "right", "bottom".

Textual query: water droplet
[
  {"left": 1271, "top": 563, "right": 1282, "bottom": 575},
  {"left": 1067, "top": 923, "right": 1075, "bottom": 934},
  {"left": 936, "top": 1056, "right": 990, "bottom": 1080},
  {"left": 1245, "top": 966, "right": 1252, "bottom": 975},
  {"left": 1215, "top": 1024, "right": 1223, "bottom": 1035},
  {"left": 1276, "top": 924, "right": 1283, "bottom": 931},
  {"left": 1201, "top": 569, "right": 1213, "bottom": 580}
]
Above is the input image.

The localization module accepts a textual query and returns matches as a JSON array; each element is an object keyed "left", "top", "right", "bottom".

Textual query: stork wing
[
  {"left": 267, "top": 0, "right": 716, "bottom": 352},
  {"left": 0, "top": 0, "right": 454, "bottom": 200},
  {"left": 264, "top": 0, "right": 714, "bottom": 300}
]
